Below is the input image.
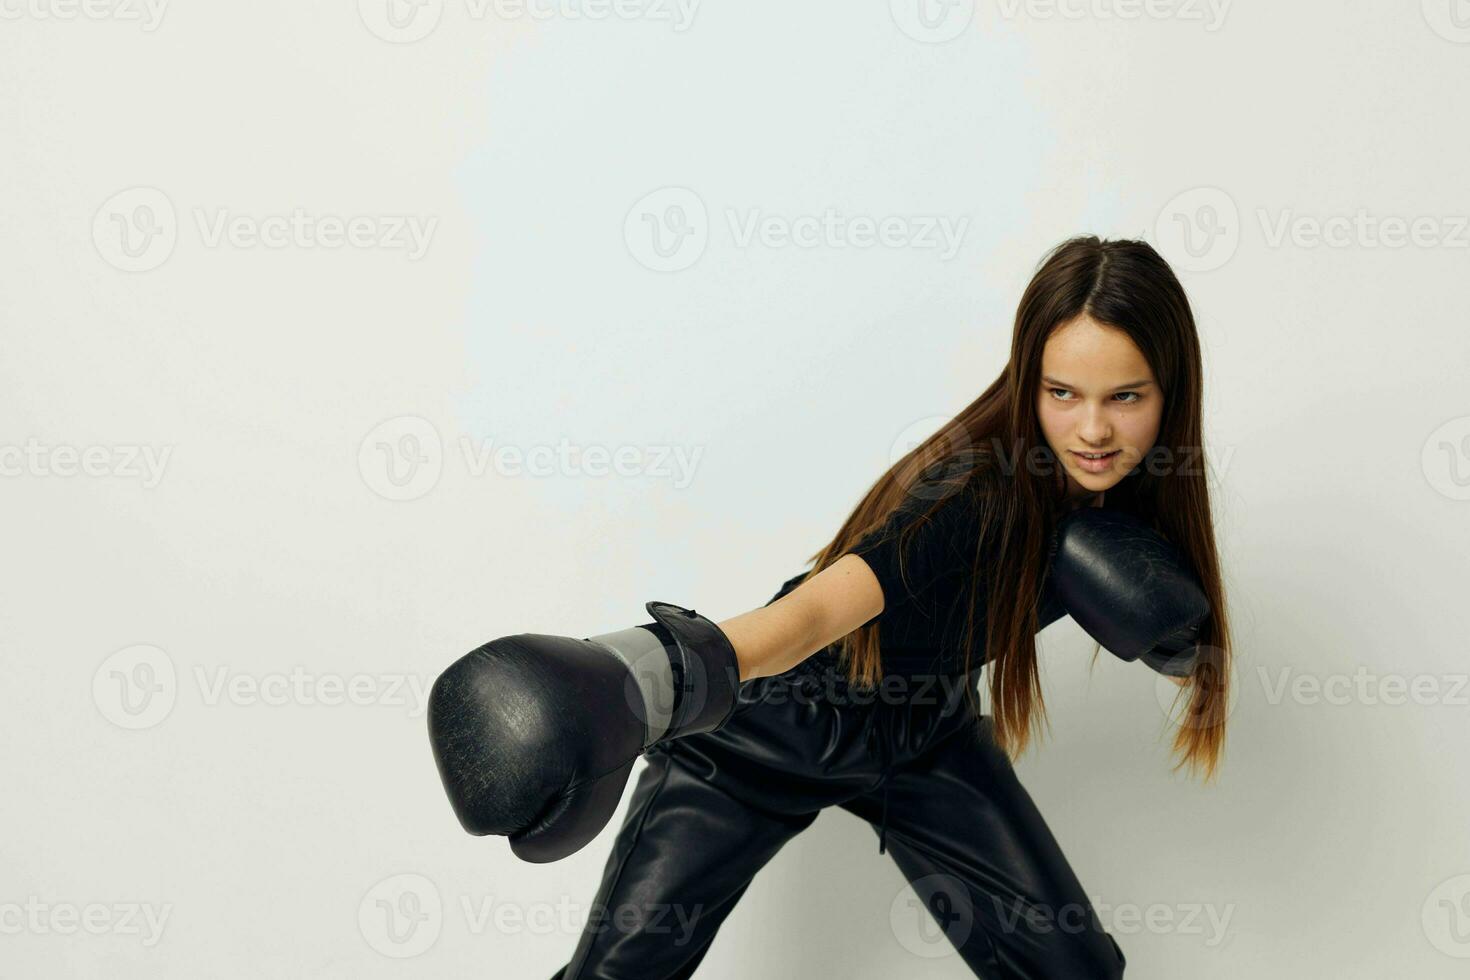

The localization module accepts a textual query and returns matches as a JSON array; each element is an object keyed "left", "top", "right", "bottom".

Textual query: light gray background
[{"left": 4, "top": 2, "right": 1469, "bottom": 977}]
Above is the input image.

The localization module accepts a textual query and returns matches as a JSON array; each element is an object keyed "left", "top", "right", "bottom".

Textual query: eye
[{"left": 1047, "top": 387, "right": 1144, "bottom": 404}]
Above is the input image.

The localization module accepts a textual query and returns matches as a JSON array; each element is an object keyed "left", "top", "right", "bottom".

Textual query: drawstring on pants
[{"left": 862, "top": 708, "right": 894, "bottom": 855}]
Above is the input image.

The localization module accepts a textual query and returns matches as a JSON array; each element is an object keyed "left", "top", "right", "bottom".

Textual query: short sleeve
[{"left": 849, "top": 489, "right": 982, "bottom": 620}]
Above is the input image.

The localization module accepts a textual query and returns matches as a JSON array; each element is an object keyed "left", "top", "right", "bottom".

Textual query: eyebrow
[{"left": 1042, "top": 376, "right": 1153, "bottom": 391}]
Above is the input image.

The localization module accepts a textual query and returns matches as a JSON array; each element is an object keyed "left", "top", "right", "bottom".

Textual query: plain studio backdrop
[{"left": 3, "top": 2, "right": 1468, "bottom": 977}]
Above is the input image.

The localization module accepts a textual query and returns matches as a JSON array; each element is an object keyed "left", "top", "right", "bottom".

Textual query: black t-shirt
[{"left": 764, "top": 479, "right": 1069, "bottom": 679}]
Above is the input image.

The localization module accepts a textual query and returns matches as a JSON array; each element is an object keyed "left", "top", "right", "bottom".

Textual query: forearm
[
  {"left": 718, "top": 554, "right": 885, "bottom": 682},
  {"left": 718, "top": 594, "right": 825, "bottom": 681}
]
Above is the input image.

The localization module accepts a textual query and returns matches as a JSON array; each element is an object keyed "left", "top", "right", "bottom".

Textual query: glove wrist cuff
[{"left": 645, "top": 601, "right": 741, "bottom": 741}]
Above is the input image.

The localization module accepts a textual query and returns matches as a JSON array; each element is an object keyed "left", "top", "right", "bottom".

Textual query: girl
[{"left": 438, "top": 235, "right": 1232, "bottom": 979}]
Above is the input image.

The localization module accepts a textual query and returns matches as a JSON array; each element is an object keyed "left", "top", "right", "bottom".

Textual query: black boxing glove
[
  {"left": 1049, "top": 507, "right": 1210, "bottom": 677},
  {"left": 427, "top": 601, "right": 742, "bottom": 863}
]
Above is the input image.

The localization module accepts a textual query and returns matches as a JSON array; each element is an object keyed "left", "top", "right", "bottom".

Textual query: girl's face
[{"left": 1036, "top": 314, "right": 1163, "bottom": 501}]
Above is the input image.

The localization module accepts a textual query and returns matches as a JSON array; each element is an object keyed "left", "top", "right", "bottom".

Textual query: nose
[{"left": 1077, "top": 404, "right": 1113, "bottom": 445}]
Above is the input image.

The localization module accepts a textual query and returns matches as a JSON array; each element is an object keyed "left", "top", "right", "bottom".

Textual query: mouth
[{"left": 1069, "top": 449, "right": 1121, "bottom": 473}]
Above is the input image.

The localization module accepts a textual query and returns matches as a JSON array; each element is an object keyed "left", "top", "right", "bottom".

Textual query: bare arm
[
  {"left": 717, "top": 554, "right": 883, "bottom": 681},
  {"left": 717, "top": 543, "right": 1195, "bottom": 688}
]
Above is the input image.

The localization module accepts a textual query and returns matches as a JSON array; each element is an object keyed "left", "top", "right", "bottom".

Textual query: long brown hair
[{"left": 804, "top": 235, "right": 1231, "bottom": 780}]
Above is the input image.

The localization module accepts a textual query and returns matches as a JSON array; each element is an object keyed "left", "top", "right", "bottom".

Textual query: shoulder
[{"left": 849, "top": 473, "right": 995, "bottom": 599}]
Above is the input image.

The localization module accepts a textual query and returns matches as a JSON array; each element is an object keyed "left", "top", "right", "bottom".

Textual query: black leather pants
[{"left": 553, "top": 652, "right": 1127, "bottom": 979}]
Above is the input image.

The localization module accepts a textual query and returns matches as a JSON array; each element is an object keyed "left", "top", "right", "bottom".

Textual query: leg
[
  {"left": 841, "top": 714, "right": 1126, "bottom": 979},
  {"left": 554, "top": 745, "right": 818, "bottom": 980}
]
